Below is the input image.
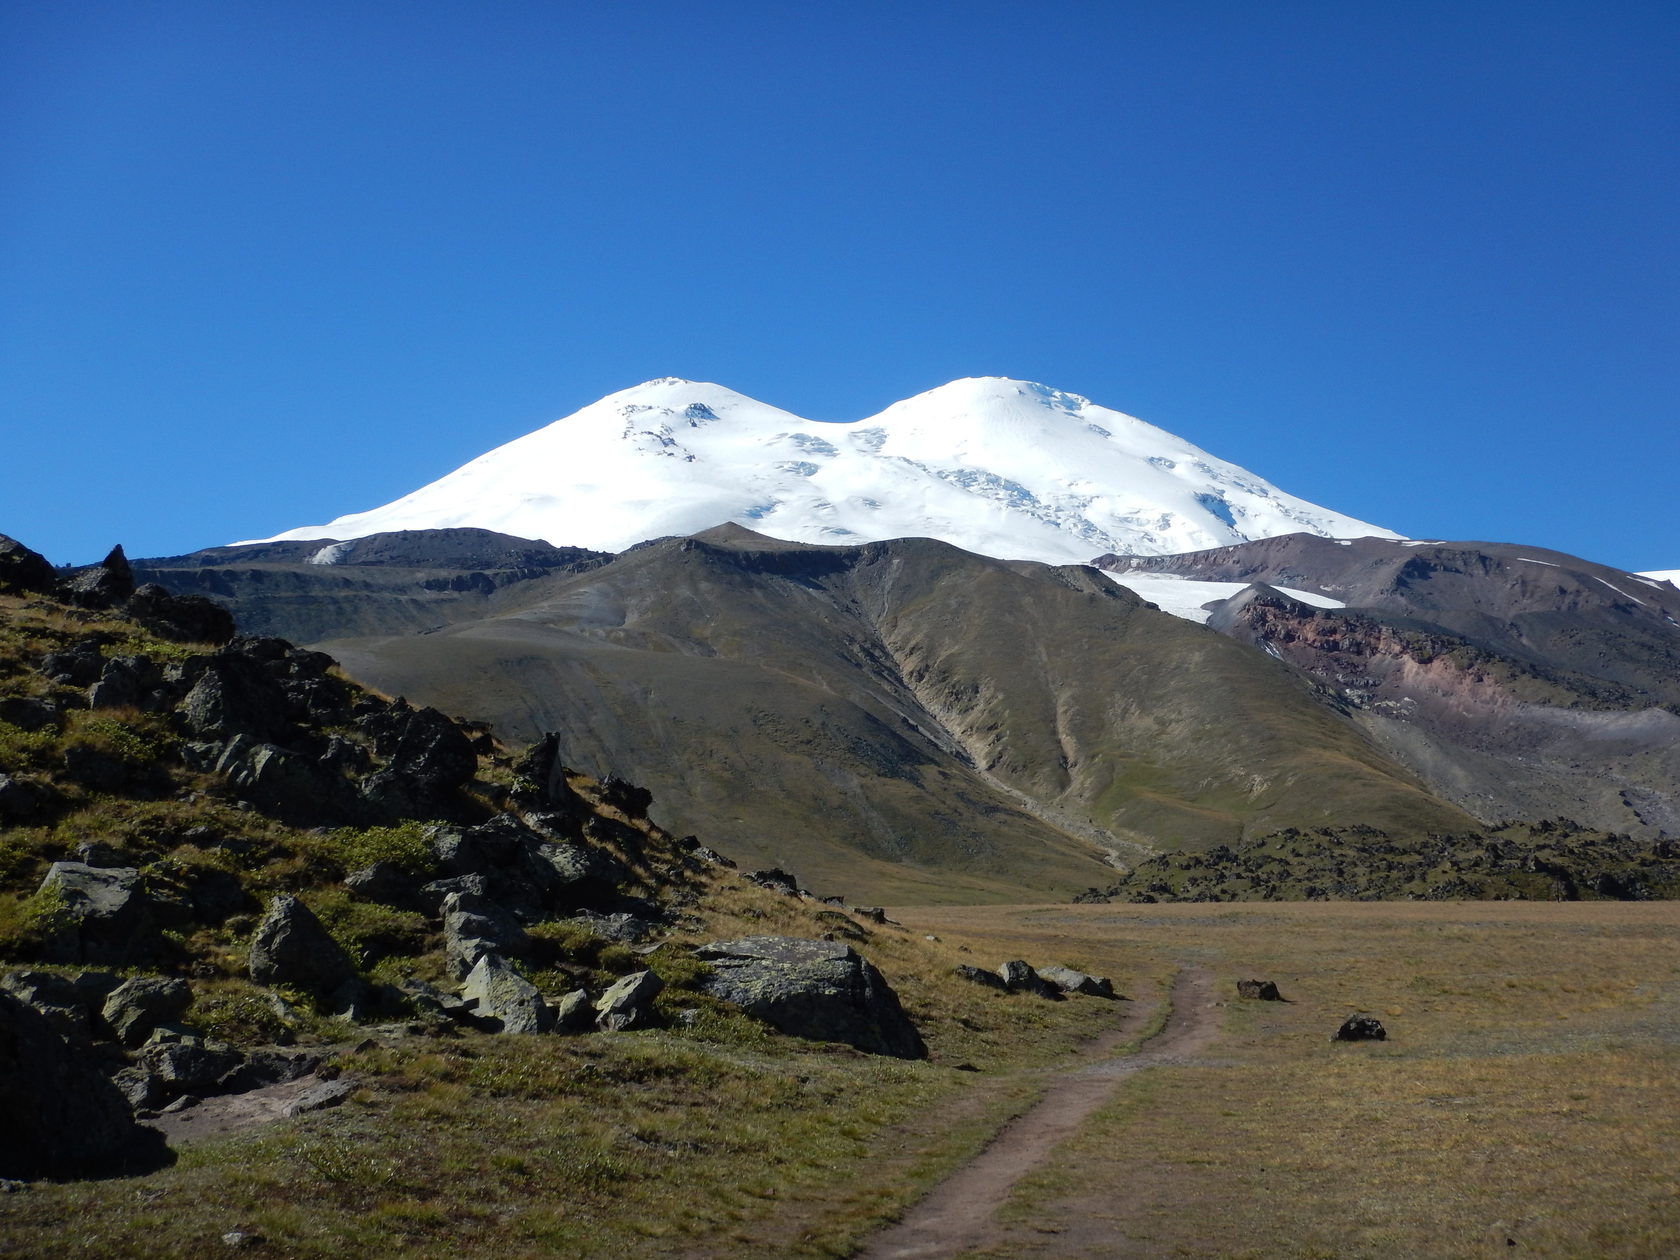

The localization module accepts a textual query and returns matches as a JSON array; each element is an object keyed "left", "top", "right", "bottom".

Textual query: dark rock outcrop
[
  {"left": 953, "top": 963, "right": 1009, "bottom": 992},
  {"left": 1332, "top": 1013, "right": 1387, "bottom": 1042},
  {"left": 62, "top": 545, "right": 134, "bottom": 609},
  {"left": 0, "top": 533, "right": 57, "bottom": 594},
  {"left": 1237, "top": 978, "right": 1283, "bottom": 1001},
  {"left": 36, "top": 862, "right": 166, "bottom": 965},
  {"left": 125, "top": 583, "right": 236, "bottom": 645},
  {"left": 101, "top": 975, "right": 192, "bottom": 1047},
  {"left": 247, "top": 895, "right": 357, "bottom": 1001},
  {"left": 695, "top": 936, "right": 926, "bottom": 1059},
  {"left": 0, "top": 990, "right": 172, "bottom": 1180}
]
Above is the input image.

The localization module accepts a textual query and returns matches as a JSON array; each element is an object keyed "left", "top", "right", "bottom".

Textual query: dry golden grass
[
  {"left": 2, "top": 897, "right": 1675, "bottom": 1258},
  {"left": 899, "top": 900, "right": 1680, "bottom": 1258}
]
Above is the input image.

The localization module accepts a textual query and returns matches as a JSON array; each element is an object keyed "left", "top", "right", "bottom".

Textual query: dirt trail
[{"left": 857, "top": 967, "right": 1218, "bottom": 1260}]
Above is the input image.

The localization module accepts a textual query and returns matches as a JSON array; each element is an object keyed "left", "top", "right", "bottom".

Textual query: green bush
[{"left": 325, "top": 821, "right": 437, "bottom": 876}]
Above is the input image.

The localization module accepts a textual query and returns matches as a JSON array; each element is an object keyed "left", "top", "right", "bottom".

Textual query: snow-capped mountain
[{"left": 246, "top": 377, "right": 1397, "bottom": 563}]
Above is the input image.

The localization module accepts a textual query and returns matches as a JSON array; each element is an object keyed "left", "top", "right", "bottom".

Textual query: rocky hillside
[
  {"left": 5, "top": 531, "right": 1053, "bottom": 1184},
  {"left": 199, "top": 524, "right": 1479, "bottom": 901},
  {"left": 1096, "top": 534, "right": 1680, "bottom": 839}
]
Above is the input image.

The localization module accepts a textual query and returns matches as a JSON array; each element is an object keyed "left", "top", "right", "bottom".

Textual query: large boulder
[
  {"left": 1038, "top": 965, "right": 1116, "bottom": 999},
  {"left": 1237, "top": 979, "right": 1283, "bottom": 1001},
  {"left": 125, "top": 583, "right": 236, "bottom": 645},
  {"left": 215, "top": 739, "right": 357, "bottom": 826},
  {"left": 694, "top": 937, "right": 927, "bottom": 1059},
  {"left": 36, "top": 863, "right": 166, "bottom": 965},
  {"left": 442, "top": 891, "right": 530, "bottom": 980},
  {"left": 61, "top": 545, "right": 134, "bottom": 609},
  {"left": 247, "top": 894, "right": 357, "bottom": 1001},
  {"left": 997, "top": 960, "right": 1062, "bottom": 1000},
  {"left": 0, "top": 533, "right": 57, "bottom": 595},
  {"left": 0, "top": 990, "right": 172, "bottom": 1179},
  {"left": 594, "top": 970, "right": 664, "bottom": 1032},
  {"left": 182, "top": 655, "right": 292, "bottom": 744},
  {"left": 459, "top": 954, "right": 553, "bottom": 1034},
  {"left": 102, "top": 975, "right": 192, "bottom": 1047},
  {"left": 356, "top": 701, "right": 476, "bottom": 818}
]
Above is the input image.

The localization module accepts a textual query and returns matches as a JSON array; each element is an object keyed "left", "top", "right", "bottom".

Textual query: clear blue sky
[{"left": 3, "top": 2, "right": 1675, "bottom": 570}]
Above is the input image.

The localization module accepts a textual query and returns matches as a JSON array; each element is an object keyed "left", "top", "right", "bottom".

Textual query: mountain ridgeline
[{"left": 135, "top": 524, "right": 1476, "bottom": 901}]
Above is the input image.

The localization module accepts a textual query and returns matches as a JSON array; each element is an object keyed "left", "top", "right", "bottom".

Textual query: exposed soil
[
  {"left": 856, "top": 967, "right": 1218, "bottom": 1260},
  {"left": 143, "top": 1073, "right": 337, "bottom": 1146}
]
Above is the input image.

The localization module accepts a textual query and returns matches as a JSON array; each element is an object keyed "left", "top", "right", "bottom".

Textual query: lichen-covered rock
[
  {"left": 1237, "top": 978, "right": 1283, "bottom": 1001},
  {"left": 594, "top": 970, "right": 663, "bottom": 1032},
  {"left": 695, "top": 937, "right": 926, "bottom": 1059},
  {"left": 442, "top": 891, "right": 530, "bottom": 980},
  {"left": 101, "top": 975, "right": 192, "bottom": 1047},
  {"left": 459, "top": 954, "right": 553, "bottom": 1034},
  {"left": 997, "top": 960, "right": 1061, "bottom": 1000},
  {"left": 0, "top": 990, "right": 171, "bottom": 1179},
  {"left": 248, "top": 894, "right": 357, "bottom": 1000},
  {"left": 36, "top": 862, "right": 166, "bottom": 965}
]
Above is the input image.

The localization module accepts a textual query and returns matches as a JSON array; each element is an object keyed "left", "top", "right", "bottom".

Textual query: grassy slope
[
  {"left": 321, "top": 531, "right": 1478, "bottom": 903},
  {"left": 6, "top": 900, "right": 1676, "bottom": 1257}
]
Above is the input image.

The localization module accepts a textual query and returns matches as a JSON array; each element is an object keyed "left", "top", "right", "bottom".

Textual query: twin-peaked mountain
[
  {"left": 245, "top": 376, "right": 1395, "bottom": 565},
  {"left": 126, "top": 377, "right": 1677, "bottom": 900}
]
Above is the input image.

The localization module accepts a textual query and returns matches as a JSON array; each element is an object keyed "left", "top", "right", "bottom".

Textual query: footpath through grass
[{"left": 903, "top": 900, "right": 1680, "bottom": 1259}]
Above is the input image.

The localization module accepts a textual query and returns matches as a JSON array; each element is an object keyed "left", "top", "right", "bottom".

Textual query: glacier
[{"left": 244, "top": 376, "right": 1399, "bottom": 565}]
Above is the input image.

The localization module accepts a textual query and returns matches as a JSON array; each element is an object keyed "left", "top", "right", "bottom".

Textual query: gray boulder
[
  {"left": 101, "top": 976, "right": 192, "bottom": 1047},
  {"left": 594, "top": 970, "right": 664, "bottom": 1032},
  {"left": 695, "top": 937, "right": 926, "bottom": 1059},
  {"left": 36, "top": 862, "right": 165, "bottom": 965},
  {"left": 137, "top": 1038, "right": 245, "bottom": 1095},
  {"left": 216, "top": 741, "right": 356, "bottom": 827},
  {"left": 1037, "top": 965, "right": 1116, "bottom": 999},
  {"left": 459, "top": 954, "right": 553, "bottom": 1034},
  {"left": 0, "top": 990, "right": 171, "bottom": 1179},
  {"left": 442, "top": 891, "right": 530, "bottom": 980},
  {"left": 998, "top": 960, "right": 1062, "bottom": 1000},
  {"left": 181, "top": 655, "right": 291, "bottom": 744},
  {"left": 1237, "top": 979, "right": 1284, "bottom": 1001},
  {"left": 248, "top": 895, "right": 357, "bottom": 1000},
  {"left": 551, "top": 988, "right": 593, "bottom": 1033}
]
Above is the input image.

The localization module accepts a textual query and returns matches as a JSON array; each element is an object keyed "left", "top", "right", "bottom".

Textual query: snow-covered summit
[{"left": 244, "top": 376, "right": 1398, "bottom": 564}]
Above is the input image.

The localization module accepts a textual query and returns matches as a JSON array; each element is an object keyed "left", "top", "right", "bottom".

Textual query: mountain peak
[{"left": 243, "top": 378, "right": 1397, "bottom": 562}]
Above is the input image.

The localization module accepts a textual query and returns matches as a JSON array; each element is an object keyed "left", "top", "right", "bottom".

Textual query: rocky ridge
[{"left": 2, "top": 532, "right": 1025, "bottom": 1183}]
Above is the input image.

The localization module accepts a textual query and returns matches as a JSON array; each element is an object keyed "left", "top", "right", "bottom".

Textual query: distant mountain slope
[
  {"left": 135, "top": 528, "right": 612, "bottom": 643},
  {"left": 243, "top": 377, "right": 1397, "bottom": 564},
  {"left": 299, "top": 526, "right": 1473, "bottom": 900},
  {"left": 1095, "top": 534, "right": 1680, "bottom": 838}
]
